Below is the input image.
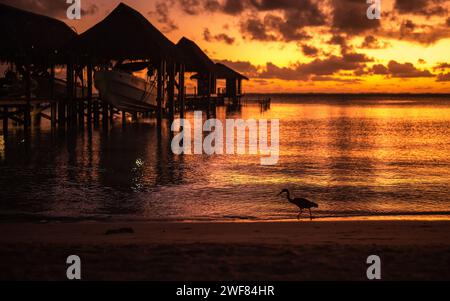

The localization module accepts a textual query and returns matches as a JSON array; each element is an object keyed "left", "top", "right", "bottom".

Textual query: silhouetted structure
[
  {"left": 0, "top": 2, "right": 250, "bottom": 136},
  {"left": 215, "top": 63, "right": 248, "bottom": 104},
  {"left": 0, "top": 3, "right": 76, "bottom": 133},
  {"left": 176, "top": 37, "right": 216, "bottom": 97}
]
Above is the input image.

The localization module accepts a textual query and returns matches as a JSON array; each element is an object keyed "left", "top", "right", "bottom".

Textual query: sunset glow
[{"left": 1, "top": 0, "right": 449, "bottom": 93}]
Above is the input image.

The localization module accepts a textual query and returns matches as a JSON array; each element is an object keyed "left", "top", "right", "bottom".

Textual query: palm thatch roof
[
  {"left": 176, "top": 37, "right": 216, "bottom": 73},
  {"left": 0, "top": 3, "right": 77, "bottom": 63},
  {"left": 75, "top": 3, "right": 176, "bottom": 61},
  {"left": 215, "top": 63, "right": 249, "bottom": 80}
]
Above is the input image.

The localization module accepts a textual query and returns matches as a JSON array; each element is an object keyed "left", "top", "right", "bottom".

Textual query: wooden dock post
[
  {"left": 122, "top": 111, "right": 126, "bottom": 126},
  {"left": 66, "top": 61, "right": 74, "bottom": 128},
  {"left": 2, "top": 107, "right": 8, "bottom": 135},
  {"left": 102, "top": 101, "right": 108, "bottom": 129},
  {"left": 178, "top": 64, "right": 185, "bottom": 119},
  {"left": 109, "top": 105, "right": 114, "bottom": 123},
  {"left": 168, "top": 61, "right": 175, "bottom": 121},
  {"left": 157, "top": 59, "right": 165, "bottom": 126},
  {"left": 87, "top": 63, "right": 93, "bottom": 124},
  {"left": 24, "top": 64, "right": 32, "bottom": 132},
  {"left": 50, "top": 65, "right": 57, "bottom": 129}
]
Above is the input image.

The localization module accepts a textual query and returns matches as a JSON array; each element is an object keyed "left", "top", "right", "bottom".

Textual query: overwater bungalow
[
  {"left": 0, "top": 2, "right": 250, "bottom": 133},
  {"left": 0, "top": 3, "right": 76, "bottom": 131},
  {"left": 176, "top": 37, "right": 217, "bottom": 97}
]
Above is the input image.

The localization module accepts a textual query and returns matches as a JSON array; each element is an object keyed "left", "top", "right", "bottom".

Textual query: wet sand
[{"left": 0, "top": 220, "right": 449, "bottom": 280}]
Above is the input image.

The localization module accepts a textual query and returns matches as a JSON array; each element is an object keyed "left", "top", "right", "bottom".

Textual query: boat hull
[{"left": 94, "top": 70, "right": 158, "bottom": 112}]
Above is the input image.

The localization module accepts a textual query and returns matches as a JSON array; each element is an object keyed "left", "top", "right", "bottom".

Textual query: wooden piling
[
  {"left": 178, "top": 64, "right": 185, "bottom": 119},
  {"left": 78, "top": 69, "right": 85, "bottom": 127},
  {"left": 157, "top": 59, "right": 165, "bottom": 126},
  {"left": 87, "top": 63, "right": 93, "bottom": 123},
  {"left": 50, "top": 65, "right": 57, "bottom": 128},
  {"left": 102, "top": 101, "right": 108, "bottom": 129},
  {"left": 122, "top": 111, "right": 126, "bottom": 126},
  {"left": 93, "top": 99, "right": 100, "bottom": 125},
  {"left": 168, "top": 61, "right": 175, "bottom": 121},
  {"left": 2, "top": 107, "right": 8, "bottom": 135},
  {"left": 66, "top": 61, "right": 75, "bottom": 127},
  {"left": 24, "top": 64, "right": 32, "bottom": 132},
  {"left": 109, "top": 105, "right": 114, "bottom": 123}
]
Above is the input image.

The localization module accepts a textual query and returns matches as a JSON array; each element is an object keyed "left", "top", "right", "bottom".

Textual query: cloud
[
  {"left": 331, "top": 0, "right": 381, "bottom": 35},
  {"left": 359, "top": 35, "right": 389, "bottom": 49},
  {"left": 395, "top": 19, "right": 450, "bottom": 44},
  {"left": 149, "top": 1, "right": 178, "bottom": 33},
  {"left": 433, "top": 62, "right": 450, "bottom": 71},
  {"left": 179, "top": 0, "right": 325, "bottom": 42},
  {"left": 371, "top": 60, "right": 434, "bottom": 78},
  {"left": 301, "top": 44, "right": 319, "bottom": 57},
  {"left": 394, "top": 0, "right": 448, "bottom": 16},
  {"left": 436, "top": 72, "right": 450, "bottom": 81},
  {"left": 203, "top": 28, "right": 235, "bottom": 44},
  {"left": 0, "top": 0, "right": 99, "bottom": 18},
  {"left": 240, "top": 17, "right": 278, "bottom": 41},
  {"left": 214, "top": 59, "right": 259, "bottom": 77},
  {"left": 258, "top": 52, "right": 372, "bottom": 81}
]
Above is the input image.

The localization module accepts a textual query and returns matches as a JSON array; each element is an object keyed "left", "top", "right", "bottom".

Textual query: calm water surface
[{"left": 1, "top": 95, "right": 450, "bottom": 221}]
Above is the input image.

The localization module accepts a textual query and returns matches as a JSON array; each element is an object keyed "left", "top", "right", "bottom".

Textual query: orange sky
[{"left": 2, "top": 0, "right": 449, "bottom": 93}]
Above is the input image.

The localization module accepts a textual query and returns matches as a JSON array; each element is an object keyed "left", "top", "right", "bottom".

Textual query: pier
[{"left": 0, "top": 3, "right": 249, "bottom": 137}]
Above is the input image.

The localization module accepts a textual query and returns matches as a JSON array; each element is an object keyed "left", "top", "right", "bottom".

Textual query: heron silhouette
[{"left": 278, "top": 189, "right": 319, "bottom": 220}]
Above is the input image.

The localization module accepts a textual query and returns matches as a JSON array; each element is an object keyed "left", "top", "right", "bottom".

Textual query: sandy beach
[{"left": 1, "top": 219, "right": 449, "bottom": 281}]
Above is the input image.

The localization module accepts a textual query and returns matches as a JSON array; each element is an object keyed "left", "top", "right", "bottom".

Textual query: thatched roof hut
[
  {"left": 215, "top": 63, "right": 249, "bottom": 80},
  {"left": 0, "top": 3, "right": 77, "bottom": 64},
  {"left": 75, "top": 3, "right": 176, "bottom": 61},
  {"left": 176, "top": 37, "right": 216, "bottom": 73}
]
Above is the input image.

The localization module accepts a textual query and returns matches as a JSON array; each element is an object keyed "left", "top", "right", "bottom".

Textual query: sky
[{"left": 1, "top": 0, "right": 450, "bottom": 93}]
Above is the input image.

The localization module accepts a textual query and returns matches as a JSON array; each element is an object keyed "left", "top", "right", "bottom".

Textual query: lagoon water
[{"left": 1, "top": 95, "right": 450, "bottom": 221}]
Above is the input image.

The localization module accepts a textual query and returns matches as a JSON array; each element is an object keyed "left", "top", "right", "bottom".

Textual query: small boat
[
  {"left": 94, "top": 68, "right": 159, "bottom": 113},
  {"left": 33, "top": 76, "right": 84, "bottom": 99}
]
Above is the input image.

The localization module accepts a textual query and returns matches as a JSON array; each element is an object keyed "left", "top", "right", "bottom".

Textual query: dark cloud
[
  {"left": 301, "top": 44, "right": 319, "bottom": 57},
  {"left": 310, "top": 76, "right": 361, "bottom": 83},
  {"left": 149, "top": 1, "right": 178, "bottom": 33},
  {"left": 179, "top": 0, "right": 325, "bottom": 42},
  {"left": 331, "top": 0, "right": 381, "bottom": 35},
  {"left": 327, "top": 34, "right": 352, "bottom": 54},
  {"left": 203, "top": 28, "right": 235, "bottom": 44},
  {"left": 371, "top": 64, "right": 389, "bottom": 75},
  {"left": 433, "top": 62, "right": 450, "bottom": 71},
  {"left": 394, "top": 0, "right": 448, "bottom": 16},
  {"left": 418, "top": 58, "right": 426, "bottom": 64},
  {"left": 0, "top": 0, "right": 99, "bottom": 18},
  {"left": 240, "top": 17, "right": 278, "bottom": 41},
  {"left": 359, "top": 35, "right": 389, "bottom": 49},
  {"left": 436, "top": 72, "right": 450, "bottom": 81},
  {"left": 258, "top": 52, "right": 372, "bottom": 81},
  {"left": 371, "top": 60, "right": 434, "bottom": 78},
  {"left": 394, "top": 19, "right": 450, "bottom": 44},
  {"left": 215, "top": 59, "right": 259, "bottom": 75}
]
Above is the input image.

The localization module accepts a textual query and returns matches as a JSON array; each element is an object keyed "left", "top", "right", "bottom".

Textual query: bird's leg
[
  {"left": 297, "top": 209, "right": 302, "bottom": 220},
  {"left": 309, "top": 209, "right": 312, "bottom": 221}
]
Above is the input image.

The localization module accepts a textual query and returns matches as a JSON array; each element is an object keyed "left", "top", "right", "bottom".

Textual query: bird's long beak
[{"left": 276, "top": 191, "right": 282, "bottom": 196}]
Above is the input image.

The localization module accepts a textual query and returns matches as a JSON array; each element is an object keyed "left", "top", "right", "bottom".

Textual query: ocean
[{"left": 1, "top": 95, "right": 450, "bottom": 221}]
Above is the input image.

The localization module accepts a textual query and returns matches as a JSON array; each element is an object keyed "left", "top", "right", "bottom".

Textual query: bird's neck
[{"left": 285, "top": 191, "right": 293, "bottom": 202}]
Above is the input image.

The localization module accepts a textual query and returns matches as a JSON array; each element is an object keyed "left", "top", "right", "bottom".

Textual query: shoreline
[
  {"left": 1, "top": 219, "right": 450, "bottom": 280},
  {"left": 2, "top": 212, "right": 450, "bottom": 224}
]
